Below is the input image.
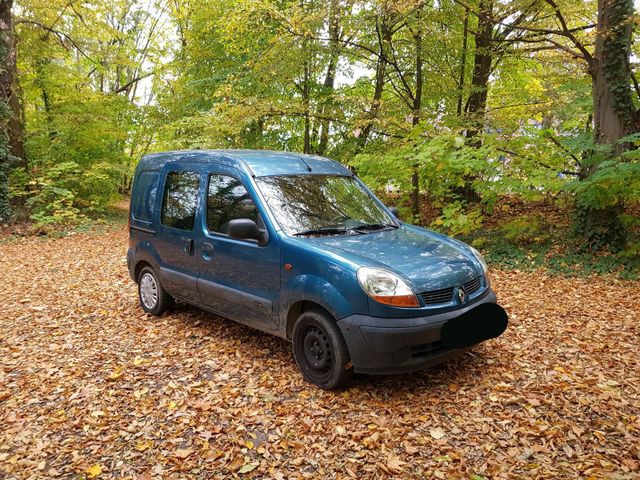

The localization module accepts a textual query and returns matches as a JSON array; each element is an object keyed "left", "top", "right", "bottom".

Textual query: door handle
[
  {"left": 201, "top": 241, "right": 214, "bottom": 261},
  {"left": 185, "top": 238, "right": 195, "bottom": 256}
]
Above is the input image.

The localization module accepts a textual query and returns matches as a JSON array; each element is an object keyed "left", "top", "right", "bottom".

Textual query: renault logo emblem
[{"left": 456, "top": 287, "right": 466, "bottom": 304}]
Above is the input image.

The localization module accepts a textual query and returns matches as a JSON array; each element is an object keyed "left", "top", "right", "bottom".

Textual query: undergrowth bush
[
  {"left": 431, "top": 201, "right": 483, "bottom": 237},
  {"left": 11, "top": 160, "right": 123, "bottom": 230}
]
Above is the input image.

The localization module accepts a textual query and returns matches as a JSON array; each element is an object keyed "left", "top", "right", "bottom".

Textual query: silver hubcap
[{"left": 140, "top": 272, "right": 158, "bottom": 309}]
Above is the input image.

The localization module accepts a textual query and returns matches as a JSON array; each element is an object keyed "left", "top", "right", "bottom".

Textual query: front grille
[
  {"left": 463, "top": 276, "right": 481, "bottom": 295},
  {"left": 419, "top": 276, "right": 483, "bottom": 305},
  {"left": 420, "top": 286, "right": 455, "bottom": 304}
]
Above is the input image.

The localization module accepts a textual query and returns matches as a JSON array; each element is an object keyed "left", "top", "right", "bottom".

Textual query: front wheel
[
  {"left": 138, "top": 266, "right": 173, "bottom": 316},
  {"left": 292, "top": 309, "right": 354, "bottom": 389}
]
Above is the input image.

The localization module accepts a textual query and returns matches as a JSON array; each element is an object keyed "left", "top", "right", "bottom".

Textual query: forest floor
[{"left": 1, "top": 224, "right": 639, "bottom": 479}]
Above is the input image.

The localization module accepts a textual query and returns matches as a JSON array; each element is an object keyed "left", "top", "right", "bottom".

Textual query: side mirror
[
  {"left": 227, "top": 218, "right": 264, "bottom": 242},
  {"left": 388, "top": 206, "right": 400, "bottom": 219}
]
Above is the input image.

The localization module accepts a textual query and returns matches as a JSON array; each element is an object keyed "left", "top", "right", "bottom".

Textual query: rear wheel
[
  {"left": 138, "top": 266, "right": 173, "bottom": 316},
  {"left": 292, "top": 309, "right": 354, "bottom": 389}
]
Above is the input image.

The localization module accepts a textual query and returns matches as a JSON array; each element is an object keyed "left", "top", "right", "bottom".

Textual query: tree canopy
[{"left": 0, "top": 0, "right": 639, "bottom": 269}]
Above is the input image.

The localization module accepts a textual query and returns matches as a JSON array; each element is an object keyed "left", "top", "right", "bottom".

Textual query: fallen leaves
[
  {"left": 386, "top": 455, "right": 405, "bottom": 474},
  {"left": 173, "top": 448, "right": 193, "bottom": 460},
  {"left": 429, "top": 427, "right": 446, "bottom": 440},
  {"left": 0, "top": 226, "right": 639, "bottom": 479},
  {"left": 85, "top": 464, "right": 102, "bottom": 478},
  {"left": 237, "top": 462, "right": 258, "bottom": 474}
]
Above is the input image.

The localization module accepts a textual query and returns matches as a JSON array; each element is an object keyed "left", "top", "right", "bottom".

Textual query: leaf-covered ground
[{"left": 1, "top": 226, "right": 639, "bottom": 479}]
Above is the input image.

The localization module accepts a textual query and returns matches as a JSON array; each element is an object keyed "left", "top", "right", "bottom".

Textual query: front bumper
[{"left": 337, "top": 289, "right": 498, "bottom": 375}]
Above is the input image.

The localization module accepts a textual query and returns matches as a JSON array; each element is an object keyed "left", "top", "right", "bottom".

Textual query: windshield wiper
[
  {"left": 351, "top": 223, "right": 399, "bottom": 232},
  {"left": 294, "top": 226, "right": 348, "bottom": 236}
]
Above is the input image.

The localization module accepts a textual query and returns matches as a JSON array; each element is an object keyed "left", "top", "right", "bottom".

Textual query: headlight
[
  {"left": 469, "top": 246, "right": 488, "bottom": 274},
  {"left": 357, "top": 267, "right": 419, "bottom": 307}
]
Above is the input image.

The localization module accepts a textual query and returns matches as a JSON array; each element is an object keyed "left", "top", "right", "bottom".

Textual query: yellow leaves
[
  {"left": 85, "top": 464, "right": 102, "bottom": 478},
  {"left": 237, "top": 462, "right": 258, "bottom": 474},
  {"left": 50, "top": 409, "right": 67, "bottom": 423},
  {"left": 135, "top": 440, "right": 153, "bottom": 452},
  {"left": 243, "top": 440, "right": 254, "bottom": 449},
  {"left": 133, "top": 387, "right": 149, "bottom": 399},
  {"left": 107, "top": 367, "right": 123, "bottom": 381},
  {"left": 362, "top": 431, "right": 380, "bottom": 449},
  {"left": 173, "top": 448, "right": 193, "bottom": 460}
]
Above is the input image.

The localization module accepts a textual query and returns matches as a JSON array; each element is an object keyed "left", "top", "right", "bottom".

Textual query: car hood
[{"left": 305, "top": 225, "right": 480, "bottom": 292}]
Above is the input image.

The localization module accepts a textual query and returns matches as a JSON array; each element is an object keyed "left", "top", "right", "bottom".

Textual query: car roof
[{"left": 138, "top": 149, "right": 352, "bottom": 177}]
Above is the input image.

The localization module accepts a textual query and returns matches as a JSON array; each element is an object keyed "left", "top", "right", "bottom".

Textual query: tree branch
[
  {"left": 543, "top": 0, "right": 593, "bottom": 63},
  {"left": 546, "top": 134, "right": 583, "bottom": 170},
  {"left": 15, "top": 19, "right": 98, "bottom": 64},
  {"left": 113, "top": 72, "right": 155, "bottom": 94}
]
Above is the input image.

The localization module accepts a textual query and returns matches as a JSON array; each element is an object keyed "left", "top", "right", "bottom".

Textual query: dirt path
[{"left": 1, "top": 226, "right": 639, "bottom": 479}]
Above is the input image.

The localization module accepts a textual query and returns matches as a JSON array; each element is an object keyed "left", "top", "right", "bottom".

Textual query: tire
[
  {"left": 138, "top": 266, "right": 174, "bottom": 316},
  {"left": 292, "top": 308, "right": 354, "bottom": 390}
]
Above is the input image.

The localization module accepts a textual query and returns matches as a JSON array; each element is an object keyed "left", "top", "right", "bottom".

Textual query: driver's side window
[{"left": 207, "top": 174, "right": 259, "bottom": 234}]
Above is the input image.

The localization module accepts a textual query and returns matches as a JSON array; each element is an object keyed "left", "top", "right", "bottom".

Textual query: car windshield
[{"left": 255, "top": 174, "right": 395, "bottom": 236}]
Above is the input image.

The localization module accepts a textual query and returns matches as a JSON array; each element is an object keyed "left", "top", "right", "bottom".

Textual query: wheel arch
[
  {"left": 134, "top": 260, "right": 153, "bottom": 283},
  {"left": 286, "top": 300, "right": 333, "bottom": 340}
]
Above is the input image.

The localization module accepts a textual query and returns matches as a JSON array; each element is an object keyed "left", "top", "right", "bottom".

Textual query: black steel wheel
[{"left": 292, "top": 308, "right": 354, "bottom": 389}]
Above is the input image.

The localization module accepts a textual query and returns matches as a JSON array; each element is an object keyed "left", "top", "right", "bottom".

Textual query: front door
[
  {"left": 197, "top": 171, "right": 280, "bottom": 329},
  {"left": 156, "top": 169, "right": 202, "bottom": 304}
]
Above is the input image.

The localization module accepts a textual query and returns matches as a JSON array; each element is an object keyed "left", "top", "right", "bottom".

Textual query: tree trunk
[
  {"left": 316, "top": 0, "right": 341, "bottom": 155},
  {"left": 0, "top": 0, "right": 15, "bottom": 219},
  {"left": 1, "top": 0, "right": 25, "bottom": 165},
  {"left": 357, "top": 11, "right": 392, "bottom": 150},
  {"left": 302, "top": 58, "right": 311, "bottom": 154},
  {"left": 455, "top": 0, "right": 493, "bottom": 203},
  {"left": 590, "top": 0, "right": 635, "bottom": 150},
  {"left": 465, "top": 0, "right": 493, "bottom": 139},
  {"left": 576, "top": 0, "right": 635, "bottom": 249},
  {"left": 456, "top": 6, "right": 469, "bottom": 116},
  {"left": 410, "top": 17, "right": 423, "bottom": 221}
]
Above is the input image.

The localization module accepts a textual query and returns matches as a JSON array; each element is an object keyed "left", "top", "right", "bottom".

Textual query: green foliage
[
  {"left": 501, "top": 214, "right": 550, "bottom": 245},
  {"left": 474, "top": 231, "right": 639, "bottom": 279},
  {"left": 565, "top": 138, "right": 640, "bottom": 251},
  {"left": 6, "top": 0, "right": 161, "bottom": 227},
  {"left": 12, "top": 159, "right": 123, "bottom": 229},
  {"left": 23, "top": 162, "right": 83, "bottom": 227},
  {"left": 1, "top": 0, "right": 636, "bottom": 277},
  {"left": 573, "top": 161, "right": 640, "bottom": 208},
  {"left": 431, "top": 201, "right": 483, "bottom": 237}
]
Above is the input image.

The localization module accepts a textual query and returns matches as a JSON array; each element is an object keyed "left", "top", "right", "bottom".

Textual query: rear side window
[
  {"left": 161, "top": 171, "right": 200, "bottom": 230},
  {"left": 131, "top": 171, "right": 159, "bottom": 222},
  {"left": 207, "top": 175, "right": 259, "bottom": 234}
]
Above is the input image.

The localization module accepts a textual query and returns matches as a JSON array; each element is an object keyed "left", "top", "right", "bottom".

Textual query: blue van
[{"left": 128, "top": 150, "right": 508, "bottom": 389}]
